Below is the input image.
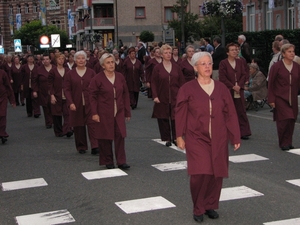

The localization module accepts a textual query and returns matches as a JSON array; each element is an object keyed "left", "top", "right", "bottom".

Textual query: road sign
[
  {"left": 0, "top": 48, "right": 4, "bottom": 54},
  {"left": 51, "top": 34, "right": 60, "bottom": 48},
  {"left": 14, "top": 39, "right": 22, "bottom": 53},
  {"left": 40, "top": 35, "right": 49, "bottom": 45}
]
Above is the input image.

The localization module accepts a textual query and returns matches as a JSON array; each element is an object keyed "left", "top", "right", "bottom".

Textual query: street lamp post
[{"left": 180, "top": 0, "right": 185, "bottom": 55}]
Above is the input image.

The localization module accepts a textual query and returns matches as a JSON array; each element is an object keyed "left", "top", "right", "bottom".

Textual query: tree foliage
[
  {"left": 13, "top": 20, "right": 70, "bottom": 50},
  {"left": 139, "top": 30, "right": 154, "bottom": 43},
  {"left": 168, "top": 0, "right": 202, "bottom": 43}
]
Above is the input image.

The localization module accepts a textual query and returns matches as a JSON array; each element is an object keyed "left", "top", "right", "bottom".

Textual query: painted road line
[
  {"left": 229, "top": 154, "right": 269, "bottom": 163},
  {"left": 287, "top": 149, "right": 300, "bottom": 156},
  {"left": 81, "top": 169, "right": 127, "bottom": 180},
  {"left": 152, "top": 139, "right": 186, "bottom": 154},
  {"left": 115, "top": 196, "right": 176, "bottom": 214},
  {"left": 1, "top": 178, "right": 47, "bottom": 191},
  {"left": 220, "top": 186, "right": 264, "bottom": 201},
  {"left": 15, "top": 209, "right": 75, "bottom": 225},
  {"left": 152, "top": 161, "right": 187, "bottom": 171},
  {"left": 263, "top": 217, "right": 300, "bottom": 225},
  {"left": 286, "top": 179, "right": 300, "bottom": 188}
]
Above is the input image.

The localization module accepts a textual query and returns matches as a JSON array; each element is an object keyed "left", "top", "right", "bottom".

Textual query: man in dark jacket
[{"left": 212, "top": 37, "right": 227, "bottom": 80}]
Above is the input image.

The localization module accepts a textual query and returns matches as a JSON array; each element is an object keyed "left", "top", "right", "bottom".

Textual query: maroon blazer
[
  {"left": 180, "top": 59, "right": 196, "bottom": 82},
  {"left": 89, "top": 71, "right": 131, "bottom": 140},
  {"left": 21, "top": 63, "right": 38, "bottom": 96},
  {"left": 32, "top": 65, "right": 56, "bottom": 106},
  {"left": 175, "top": 80, "right": 240, "bottom": 177},
  {"left": 145, "top": 58, "right": 161, "bottom": 83},
  {"left": 48, "top": 67, "right": 70, "bottom": 116},
  {"left": 64, "top": 68, "right": 96, "bottom": 127},
  {"left": 0, "top": 69, "right": 15, "bottom": 116},
  {"left": 268, "top": 60, "right": 300, "bottom": 121},
  {"left": 171, "top": 56, "right": 182, "bottom": 65},
  {"left": 11, "top": 63, "right": 23, "bottom": 93},
  {"left": 94, "top": 62, "right": 104, "bottom": 74},
  {"left": 219, "top": 58, "right": 247, "bottom": 99},
  {"left": 122, "top": 58, "right": 144, "bottom": 92},
  {"left": 2, "top": 63, "right": 12, "bottom": 81},
  {"left": 115, "top": 59, "right": 124, "bottom": 74},
  {"left": 151, "top": 62, "right": 185, "bottom": 119}
]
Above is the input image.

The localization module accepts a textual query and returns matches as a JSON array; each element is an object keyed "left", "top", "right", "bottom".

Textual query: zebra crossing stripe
[
  {"left": 220, "top": 186, "right": 264, "bottom": 201},
  {"left": 152, "top": 139, "right": 186, "bottom": 154},
  {"left": 115, "top": 196, "right": 176, "bottom": 214},
  {"left": 287, "top": 149, "right": 300, "bottom": 156},
  {"left": 229, "top": 154, "right": 269, "bottom": 163},
  {"left": 15, "top": 209, "right": 75, "bottom": 225},
  {"left": 152, "top": 161, "right": 187, "bottom": 171},
  {"left": 263, "top": 217, "right": 300, "bottom": 225},
  {"left": 81, "top": 169, "right": 127, "bottom": 180},
  {"left": 286, "top": 179, "right": 300, "bottom": 188},
  {"left": 1, "top": 178, "right": 48, "bottom": 191}
]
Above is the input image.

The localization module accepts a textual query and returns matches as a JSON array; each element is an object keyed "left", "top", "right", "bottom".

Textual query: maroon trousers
[
  {"left": 190, "top": 174, "right": 223, "bottom": 216},
  {"left": 276, "top": 119, "right": 295, "bottom": 147},
  {"left": 129, "top": 91, "right": 139, "bottom": 108},
  {"left": 73, "top": 123, "right": 98, "bottom": 151},
  {"left": 98, "top": 118, "right": 127, "bottom": 166},
  {"left": 52, "top": 100, "right": 72, "bottom": 136},
  {"left": 26, "top": 88, "right": 41, "bottom": 116},
  {"left": 42, "top": 102, "right": 53, "bottom": 127},
  {"left": 157, "top": 118, "right": 176, "bottom": 142},
  {"left": 233, "top": 98, "right": 251, "bottom": 137},
  {"left": 0, "top": 116, "right": 8, "bottom": 137}
]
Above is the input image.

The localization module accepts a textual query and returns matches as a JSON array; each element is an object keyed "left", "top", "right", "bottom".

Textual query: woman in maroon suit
[
  {"left": 176, "top": 52, "right": 240, "bottom": 223},
  {"left": 89, "top": 53, "right": 131, "bottom": 169},
  {"left": 66, "top": 54, "right": 76, "bottom": 69},
  {"left": 112, "top": 50, "right": 124, "bottom": 74},
  {"left": 268, "top": 43, "right": 300, "bottom": 151},
  {"left": 180, "top": 45, "right": 196, "bottom": 82},
  {"left": 21, "top": 55, "right": 41, "bottom": 118},
  {"left": 11, "top": 56, "right": 24, "bottom": 106},
  {"left": 219, "top": 43, "right": 251, "bottom": 140},
  {"left": 171, "top": 46, "right": 182, "bottom": 65},
  {"left": 48, "top": 53, "right": 73, "bottom": 138},
  {"left": 145, "top": 47, "right": 162, "bottom": 99},
  {"left": 3, "top": 55, "right": 13, "bottom": 83},
  {"left": 64, "top": 50, "right": 98, "bottom": 154},
  {"left": 151, "top": 44, "right": 185, "bottom": 147},
  {"left": 32, "top": 54, "right": 54, "bottom": 129},
  {"left": 122, "top": 47, "right": 144, "bottom": 109},
  {"left": 0, "top": 69, "right": 16, "bottom": 143}
]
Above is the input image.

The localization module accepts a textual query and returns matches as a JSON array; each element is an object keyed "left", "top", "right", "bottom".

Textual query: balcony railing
[{"left": 84, "top": 17, "right": 114, "bottom": 27}]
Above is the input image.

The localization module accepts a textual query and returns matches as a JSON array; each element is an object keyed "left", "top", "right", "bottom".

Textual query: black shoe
[
  {"left": 172, "top": 140, "right": 177, "bottom": 146},
  {"left": 46, "top": 125, "right": 52, "bottom": 129},
  {"left": 241, "top": 136, "right": 249, "bottom": 140},
  {"left": 106, "top": 164, "right": 115, "bottom": 169},
  {"left": 66, "top": 131, "right": 73, "bottom": 137},
  {"left": 1, "top": 137, "right": 7, "bottom": 144},
  {"left": 205, "top": 210, "right": 219, "bottom": 219},
  {"left": 281, "top": 146, "right": 290, "bottom": 151},
  {"left": 79, "top": 149, "right": 86, "bottom": 154},
  {"left": 21, "top": 103, "right": 25, "bottom": 106},
  {"left": 193, "top": 214, "right": 203, "bottom": 223},
  {"left": 118, "top": 163, "right": 130, "bottom": 169},
  {"left": 166, "top": 141, "right": 172, "bottom": 147},
  {"left": 289, "top": 145, "right": 295, "bottom": 149},
  {"left": 34, "top": 114, "right": 40, "bottom": 118},
  {"left": 91, "top": 148, "right": 99, "bottom": 155}
]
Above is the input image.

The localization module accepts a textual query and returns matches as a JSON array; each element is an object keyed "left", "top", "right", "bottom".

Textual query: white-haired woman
[
  {"left": 64, "top": 50, "right": 99, "bottom": 154},
  {"left": 175, "top": 52, "right": 240, "bottom": 223},
  {"left": 89, "top": 53, "right": 131, "bottom": 169}
]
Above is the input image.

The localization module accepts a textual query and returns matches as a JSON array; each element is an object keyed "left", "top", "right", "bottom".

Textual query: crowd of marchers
[{"left": 0, "top": 33, "right": 300, "bottom": 223}]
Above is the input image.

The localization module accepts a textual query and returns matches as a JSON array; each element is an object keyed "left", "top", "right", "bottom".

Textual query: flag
[
  {"left": 39, "top": 0, "right": 47, "bottom": 25},
  {"left": 16, "top": 14, "right": 21, "bottom": 30},
  {"left": 269, "top": 0, "right": 275, "bottom": 9}
]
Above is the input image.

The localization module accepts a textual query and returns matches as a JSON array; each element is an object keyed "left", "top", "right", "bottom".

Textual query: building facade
[{"left": 242, "top": 0, "right": 300, "bottom": 31}]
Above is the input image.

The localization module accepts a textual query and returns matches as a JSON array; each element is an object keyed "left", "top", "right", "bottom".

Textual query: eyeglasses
[{"left": 198, "top": 62, "right": 213, "bottom": 66}]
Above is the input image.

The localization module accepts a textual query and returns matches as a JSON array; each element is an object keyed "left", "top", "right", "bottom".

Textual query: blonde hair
[{"left": 160, "top": 44, "right": 172, "bottom": 54}]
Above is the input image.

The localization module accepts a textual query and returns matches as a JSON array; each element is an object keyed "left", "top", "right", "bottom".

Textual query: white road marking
[
  {"left": 1, "top": 178, "right": 48, "bottom": 191},
  {"left": 286, "top": 179, "right": 300, "bottom": 188},
  {"left": 287, "top": 149, "right": 300, "bottom": 156},
  {"left": 220, "top": 186, "right": 264, "bottom": 201},
  {"left": 81, "top": 169, "right": 127, "bottom": 180},
  {"left": 152, "top": 161, "right": 187, "bottom": 171},
  {"left": 229, "top": 154, "right": 269, "bottom": 163},
  {"left": 115, "top": 196, "right": 176, "bottom": 214},
  {"left": 263, "top": 217, "right": 300, "bottom": 225},
  {"left": 152, "top": 139, "right": 186, "bottom": 154},
  {"left": 15, "top": 209, "right": 75, "bottom": 225}
]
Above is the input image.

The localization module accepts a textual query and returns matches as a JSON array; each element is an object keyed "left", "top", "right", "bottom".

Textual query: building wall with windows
[{"left": 242, "top": 0, "right": 300, "bottom": 32}]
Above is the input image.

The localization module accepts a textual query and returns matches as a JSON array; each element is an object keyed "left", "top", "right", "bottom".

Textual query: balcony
[{"left": 84, "top": 17, "right": 114, "bottom": 30}]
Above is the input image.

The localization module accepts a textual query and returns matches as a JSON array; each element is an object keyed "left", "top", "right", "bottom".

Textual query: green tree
[
  {"left": 139, "top": 30, "right": 155, "bottom": 43},
  {"left": 13, "top": 20, "right": 70, "bottom": 51},
  {"left": 168, "top": 0, "right": 202, "bottom": 43}
]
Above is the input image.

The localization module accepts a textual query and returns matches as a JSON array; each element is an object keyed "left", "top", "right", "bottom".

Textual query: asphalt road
[{"left": 1, "top": 94, "right": 300, "bottom": 225}]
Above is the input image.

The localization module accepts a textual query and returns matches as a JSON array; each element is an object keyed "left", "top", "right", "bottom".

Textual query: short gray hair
[
  {"left": 100, "top": 53, "right": 115, "bottom": 66},
  {"left": 238, "top": 35, "right": 246, "bottom": 41},
  {"left": 191, "top": 52, "right": 212, "bottom": 66},
  {"left": 74, "top": 50, "right": 87, "bottom": 61},
  {"left": 249, "top": 63, "right": 259, "bottom": 71}
]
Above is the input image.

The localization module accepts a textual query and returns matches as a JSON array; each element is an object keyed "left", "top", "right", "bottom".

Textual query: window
[
  {"left": 287, "top": 0, "right": 295, "bottom": 29},
  {"left": 247, "top": 5, "right": 255, "bottom": 32},
  {"left": 9, "top": 5, "right": 13, "bottom": 14},
  {"left": 17, "top": 4, "right": 21, "bottom": 13},
  {"left": 52, "top": 20, "right": 61, "bottom": 29},
  {"left": 265, "top": 3, "right": 272, "bottom": 30},
  {"left": 164, "top": 7, "right": 174, "bottom": 22},
  {"left": 94, "top": 5, "right": 114, "bottom": 18},
  {"left": 25, "top": 4, "right": 29, "bottom": 14},
  {"left": 33, "top": 4, "right": 38, "bottom": 13},
  {"left": 69, "top": 0, "right": 74, "bottom": 6},
  {"left": 135, "top": 7, "right": 145, "bottom": 18}
]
